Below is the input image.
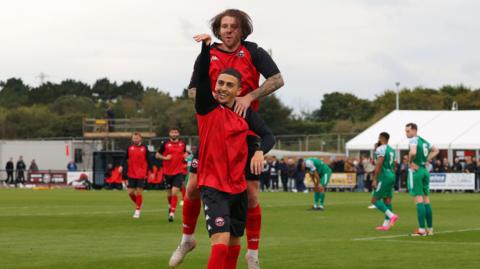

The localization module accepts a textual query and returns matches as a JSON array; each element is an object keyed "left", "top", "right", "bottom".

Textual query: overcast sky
[{"left": 1, "top": 0, "right": 479, "bottom": 113}]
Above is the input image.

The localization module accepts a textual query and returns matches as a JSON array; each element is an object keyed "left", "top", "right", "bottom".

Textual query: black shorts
[
  {"left": 165, "top": 174, "right": 184, "bottom": 189},
  {"left": 246, "top": 135, "right": 260, "bottom": 181},
  {"left": 127, "top": 178, "right": 145, "bottom": 189},
  {"left": 200, "top": 186, "right": 247, "bottom": 238}
]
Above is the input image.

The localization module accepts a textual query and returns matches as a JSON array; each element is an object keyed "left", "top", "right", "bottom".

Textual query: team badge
[
  {"left": 215, "top": 217, "right": 225, "bottom": 227},
  {"left": 237, "top": 50, "right": 245, "bottom": 57}
]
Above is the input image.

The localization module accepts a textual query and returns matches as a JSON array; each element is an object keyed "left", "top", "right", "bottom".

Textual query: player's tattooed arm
[
  {"left": 234, "top": 73, "right": 284, "bottom": 117},
  {"left": 250, "top": 73, "right": 285, "bottom": 100}
]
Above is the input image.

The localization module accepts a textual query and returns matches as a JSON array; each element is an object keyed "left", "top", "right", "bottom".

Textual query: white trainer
[
  {"left": 245, "top": 253, "right": 260, "bottom": 269},
  {"left": 169, "top": 240, "right": 197, "bottom": 268},
  {"left": 133, "top": 209, "right": 141, "bottom": 219}
]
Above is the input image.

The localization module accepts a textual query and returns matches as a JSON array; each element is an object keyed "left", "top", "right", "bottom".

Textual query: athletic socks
[
  {"left": 167, "top": 195, "right": 172, "bottom": 207},
  {"left": 135, "top": 194, "right": 142, "bottom": 210},
  {"left": 314, "top": 192, "right": 320, "bottom": 206},
  {"left": 319, "top": 192, "right": 325, "bottom": 206},
  {"left": 182, "top": 198, "right": 201, "bottom": 236},
  {"left": 416, "top": 203, "right": 426, "bottom": 229},
  {"left": 375, "top": 200, "right": 394, "bottom": 218},
  {"left": 207, "top": 244, "right": 228, "bottom": 269},
  {"left": 170, "top": 195, "right": 178, "bottom": 214},
  {"left": 181, "top": 186, "right": 186, "bottom": 200},
  {"left": 224, "top": 245, "right": 241, "bottom": 269},
  {"left": 385, "top": 204, "right": 393, "bottom": 220},
  {"left": 246, "top": 205, "right": 262, "bottom": 251},
  {"left": 425, "top": 203, "right": 433, "bottom": 228}
]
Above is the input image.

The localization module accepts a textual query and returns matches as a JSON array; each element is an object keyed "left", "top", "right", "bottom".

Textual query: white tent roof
[{"left": 346, "top": 110, "right": 480, "bottom": 151}]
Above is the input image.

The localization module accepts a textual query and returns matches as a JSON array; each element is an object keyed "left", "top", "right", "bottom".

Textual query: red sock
[
  {"left": 246, "top": 205, "right": 262, "bottom": 250},
  {"left": 181, "top": 186, "right": 186, "bottom": 200},
  {"left": 129, "top": 193, "right": 137, "bottom": 204},
  {"left": 167, "top": 195, "right": 172, "bottom": 207},
  {"left": 135, "top": 194, "right": 143, "bottom": 210},
  {"left": 224, "top": 245, "right": 241, "bottom": 269},
  {"left": 182, "top": 198, "right": 201, "bottom": 235},
  {"left": 207, "top": 244, "right": 228, "bottom": 269},
  {"left": 170, "top": 195, "right": 178, "bottom": 214}
]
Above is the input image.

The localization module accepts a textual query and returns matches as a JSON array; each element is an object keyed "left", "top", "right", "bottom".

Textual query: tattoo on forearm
[{"left": 249, "top": 73, "right": 284, "bottom": 100}]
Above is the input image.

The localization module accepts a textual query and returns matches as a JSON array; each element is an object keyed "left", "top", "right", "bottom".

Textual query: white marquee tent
[{"left": 346, "top": 110, "right": 480, "bottom": 159}]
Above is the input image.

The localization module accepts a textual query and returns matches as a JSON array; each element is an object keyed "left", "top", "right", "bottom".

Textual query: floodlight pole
[{"left": 395, "top": 82, "right": 400, "bottom": 110}]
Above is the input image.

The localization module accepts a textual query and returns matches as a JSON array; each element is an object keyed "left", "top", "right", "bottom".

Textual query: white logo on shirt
[{"left": 211, "top": 55, "right": 219, "bottom": 62}]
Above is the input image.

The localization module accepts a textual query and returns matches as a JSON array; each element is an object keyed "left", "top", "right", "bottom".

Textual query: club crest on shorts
[
  {"left": 215, "top": 217, "right": 225, "bottom": 227},
  {"left": 237, "top": 50, "right": 245, "bottom": 57}
]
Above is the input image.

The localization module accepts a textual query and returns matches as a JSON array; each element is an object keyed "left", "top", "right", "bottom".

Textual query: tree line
[{"left": 0, "top": 77, "right": 478, "bottom": 139}]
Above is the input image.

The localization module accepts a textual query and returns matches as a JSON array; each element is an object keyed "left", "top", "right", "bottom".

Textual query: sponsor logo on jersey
[{"left": 211, "top": 55, "right": 219, "bottom": 62}]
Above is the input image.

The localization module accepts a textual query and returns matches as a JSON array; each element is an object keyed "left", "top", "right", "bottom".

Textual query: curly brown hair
[{"left": 210, "top": 9, "right": 253, "bottom": 40}]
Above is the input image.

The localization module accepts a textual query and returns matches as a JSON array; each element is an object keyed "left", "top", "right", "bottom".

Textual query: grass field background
[{"left": 1, "top": 189, "right": 479, "bottom": 269}]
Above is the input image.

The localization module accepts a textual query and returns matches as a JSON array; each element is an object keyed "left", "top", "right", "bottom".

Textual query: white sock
[
  {"left": 383, "top": 220, "right": 390, "bottom": 227},
  {"left": 247, "top": 249, "right": 258, "bottom": 258},
  {"left": 419, "top": 228, "right": 426, "bottom": 233},
  {"left": 181, "top": 234, "right": 194, "bottom": 244},
  {"left": 385, "top": 210, "right": 394, "bottom": 218}
]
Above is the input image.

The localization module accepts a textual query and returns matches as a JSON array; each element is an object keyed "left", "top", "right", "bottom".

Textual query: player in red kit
[
  {"left": 169, "top": 9, "right": 283, "bottom": 269},
  {"left": 120, "top": 132, "right": 151, "bottom": 219},
  {"left": 192, "top": 35, "right": 275, "bottom": 269},
  {"left": 156, "top": 128, "right": 187, "bottom": 222}
]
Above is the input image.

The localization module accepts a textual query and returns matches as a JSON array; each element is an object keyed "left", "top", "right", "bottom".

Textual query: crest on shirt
[
  {"left": 237, "top": 50, "right": 245, "bottom": 57},
  {"left": 215, "top": 217, "right": 225, "bottom": 227},
  {"left": 191, "top": 159, "right": 198, "bottom": 168}
]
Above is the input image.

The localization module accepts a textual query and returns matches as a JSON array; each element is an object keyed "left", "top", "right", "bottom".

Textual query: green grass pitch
[{"left": 1, "top": 189, "right": 479, "bottom": 269}]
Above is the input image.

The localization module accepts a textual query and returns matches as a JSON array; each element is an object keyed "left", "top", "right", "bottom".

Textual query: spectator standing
[
  {"left": 279, "top": 158, "right": 289, "bottom": 192},
  {"left": 5, "top": 158, "right": 14, "bottom": 184},
  {"left": 363, "top": 157, "right": 375, "bottom": 192},
  {"left": 287, "top": 158, "right": 296, "bottom": 191},
  {"left": 292, "top": 158, "right": 306, "bottom": 193},
  {"left": 452, "top": 157, "right": 463, "bottom": 172},
  {"left": 260, "top": 160, "right": 270, "bottom": 191},
  {"left": 29, "top": 159, "right": 39, "bottom": 172},
  {"left": 464, "top": 156, "right": 475, "bottom": 173},
  {"left": 269, "top": 156, "right": 280, "bottom": 190},
  {"left": 354, "top": 159, "right": 365, "bottom": 192},
  {"left": 16, "top": 156, "right": 26, "bottom": 185},
  {"left": 67, "top": 161, "right": 78, "bottom": 172},
  {"left": 475, "top": 159, "right": 480, "bottom": 192},
  {"left": 442, "top": 157, "right": 451, "bottom": 172}
]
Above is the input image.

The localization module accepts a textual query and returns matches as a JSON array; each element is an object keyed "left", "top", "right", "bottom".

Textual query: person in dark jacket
[
  {"left": 5, "top": 158, "right": 14, "bottom": 184},
  {"left": 279, "top": 158, "right": 289, "bottom": 192},
  {"left": 16, "top": 156, "right": 26, "bottom": 185},
  {"left": 293, "top": 158, "right": 306, "bottom": 192}
]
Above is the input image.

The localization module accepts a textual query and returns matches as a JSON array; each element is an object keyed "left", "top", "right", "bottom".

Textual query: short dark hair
[
  {"left": 170, "top": 127, "right": 180, "bottom": 132},
  {"left": 210, "top": 9, "right": 253, "bottom": 40},
  {"left": 219, "top": 68, "right": 242, "bottom": 87},
  {"left": 379, "top": 132, "right": 390, "bottom": 141},
  {"left": 406, "top": 123, "right": 418, "bottom": 130}
]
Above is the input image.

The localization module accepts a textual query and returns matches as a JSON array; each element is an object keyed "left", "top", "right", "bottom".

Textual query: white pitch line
[
  {"left": 377, "top": 239, "right": 480, "bottom": 246},
  {"left": 352, "top": 228, "right": 480, "bottom": 241},
  {"left": 0, "top": 209, "right": 166, "bottom": 217}
]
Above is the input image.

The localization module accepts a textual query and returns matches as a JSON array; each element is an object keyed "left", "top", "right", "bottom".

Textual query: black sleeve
[
  {"left": 244, "top": 108, "right": 275, "bottom": 154},
  {"left": 158, "top": 141, "right": 167, "bottom": 154},
  {"left": 195, "top": 42, "right": 218, "bottom": 115},
  {"left": 244, "top": 42, "right": 280, "bottom": 79},
  {"left": 188, "top": 54, "right": 201, "bottom": 89}
]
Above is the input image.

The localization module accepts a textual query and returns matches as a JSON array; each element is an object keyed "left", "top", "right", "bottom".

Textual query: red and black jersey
[
  {"left": 194, "top": 42, "right": 275, "bottom": 194},
  {"left": 123, "top": 144, "right": 150, "bottom": 180},
  {"left": 158, "top": 139, "right": 186, "bottom": 176},
  {"left": 189, "top": 41, "right": 280, "bottom": 112}
]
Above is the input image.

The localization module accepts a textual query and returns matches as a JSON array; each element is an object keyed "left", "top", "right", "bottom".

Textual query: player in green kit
[
  {"left": 371, "top": 132, "right": 399, "bottom": 231},
  {"left": 405, "top": 123, "right": 439, "bottom": 236},
  {"left": 305, "top": 158, "right": 332, "bottom": 210}
]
